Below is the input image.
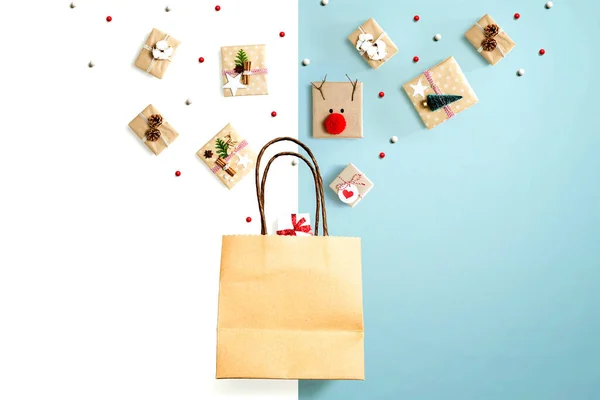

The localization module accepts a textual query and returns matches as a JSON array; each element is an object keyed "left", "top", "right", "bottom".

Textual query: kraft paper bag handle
[{"left": 255, "top": 137, "right": 328, "bottom": 236}]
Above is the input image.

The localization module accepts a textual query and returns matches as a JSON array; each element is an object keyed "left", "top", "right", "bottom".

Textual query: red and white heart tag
[{"left": 338, "top": 184, "right": 359, "bottom": 204}]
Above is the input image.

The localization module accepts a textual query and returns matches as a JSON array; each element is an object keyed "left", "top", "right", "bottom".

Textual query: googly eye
[
  {"left": 340, "top": 109, "right": 345, "bottom": 113},
  {"left": 329, "top": 109, "right": 333, "bottom": 113}
]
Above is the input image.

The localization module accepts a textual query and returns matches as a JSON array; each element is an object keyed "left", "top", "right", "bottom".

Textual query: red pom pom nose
[{"left": 324, "top": 113, "right": 346, "bottom": 135}]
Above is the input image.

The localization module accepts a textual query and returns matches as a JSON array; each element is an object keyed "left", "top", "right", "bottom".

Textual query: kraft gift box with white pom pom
[
  {"left": 134, "top": 28, "right": 181, "bottom": 79},
  {"left": 348, "top": 18, "right": 398, "bottom": 69},
  {"left": 221, "top": 45, "right": 268, "bottom": 97}
]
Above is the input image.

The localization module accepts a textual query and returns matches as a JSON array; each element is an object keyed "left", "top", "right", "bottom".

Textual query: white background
[{"left": 0, "top": 0, "right": 298, "bottom": 399}]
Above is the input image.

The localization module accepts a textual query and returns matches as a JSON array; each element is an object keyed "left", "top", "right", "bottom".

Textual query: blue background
[{"left": 298, "top": 1, "right": 600, "bottom": 399}]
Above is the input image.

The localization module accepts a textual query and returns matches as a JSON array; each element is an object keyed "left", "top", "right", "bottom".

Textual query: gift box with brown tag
[
  {"left": 348, "top": 18, "right": 398, "bottom": 70},
  {"left": 128, "top": 104, "right": 179, "bottom": 155},
  {"left": 402, "top": 56, "right": 479, "bottom": 130},
  {"left": 197, "top": 123, "right": 257, "bottom": 189},
  {"left": 221, "top": 45, "right": 268, "bottom": 97},
  {"left": 312, "top": 75, "right": 363, "bottom": 139},
  {"left": 134, "top": 28, "right": 181, "bottom": 79},
  {"left": 465, "top": 14, "right": 515, "bottom": 66},
  {"left": 329, "top": 163, "right": 374, "bottom": 208}
]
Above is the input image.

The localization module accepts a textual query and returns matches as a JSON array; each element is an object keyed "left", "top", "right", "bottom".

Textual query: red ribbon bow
[
  {"left": 336, "top": 173, "right": 366, "bottom": 191},
  {"left": 276, "top": 214, "right": 312, "bottom": 236}
]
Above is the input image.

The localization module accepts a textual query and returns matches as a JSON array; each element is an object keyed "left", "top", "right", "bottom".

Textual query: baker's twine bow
[
  {"left": 138, "top": 113, "right": 170, "bottom": 147},
  {"left": 355, "top": 26, "right": 388, "bottom": 61},
  {"left": 476, "top": 23, "right": 505, "bottom": 56},
  {"left": 336, "top": 173, "right": 366, "bottom": 192},
  {"left": 276, "top": 214, "right": 313, "bottom": 236},
  {"left": 143, "top": 34, "right": 173, "bottom": 73}
]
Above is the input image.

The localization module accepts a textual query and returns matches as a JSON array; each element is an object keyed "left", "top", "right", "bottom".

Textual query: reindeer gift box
[{"left": 312, "top": 75, "right": 363, "bottom": 139}]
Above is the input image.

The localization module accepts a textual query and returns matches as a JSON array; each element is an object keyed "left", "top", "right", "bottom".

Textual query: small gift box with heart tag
[
  {"left": 134, "top": 28, "right": 181, "bottom": 79},
  {"left": 197, "top": 123, "right": 257, "bottom": 190},
  {"left": 329, "top": 163, "right": 374, "bottom": 208},
  {"left": 403, "top": 56, "right": 479, "bottom": 130},
  {"left": 128, "top": 104, "right": 179, "bottom": 155},
  {"left": 348, "top": 17, "right": 398, "bottom": 70},
  {"left": 276, "top": 214, "right": 313, "bottom": 236},
  {"left": 465, "top": 14, "right": 515, "bottom": 66},
  {"left": 312, "top": 75, "right": 363, "bottom": 139},
  {"left": 221, "top": 44, "right": 268, "bottom": 97}
]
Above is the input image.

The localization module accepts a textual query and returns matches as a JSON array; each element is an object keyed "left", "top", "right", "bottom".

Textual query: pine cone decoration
[
  {"left": 145, "top": 128, "right": 161, "bottom": 142},
  {"left": 147, "top": 114, "right": 163, "bottom": 128},
  {"left": 484, "top": 23, "right": 500, "bottom": 38},
  {"left": 233, "top": 65, "right": 244, "bottom": 74},
  {"left": 481, "top": 37, "right": 497, "bottom": 52}
]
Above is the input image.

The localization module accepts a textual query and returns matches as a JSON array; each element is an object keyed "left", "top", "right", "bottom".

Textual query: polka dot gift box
[
  {"left": 402, "top": 56, "right": 479, "bottom": 130},
  {"left": 465, "top": 14, "right": 516, "bottom": 66},
  {"left": 196, "top": 123, "right": 257, "bottom": 190},
  {"left": 221, "top": 45, "right": 268, "bottom": 97}
]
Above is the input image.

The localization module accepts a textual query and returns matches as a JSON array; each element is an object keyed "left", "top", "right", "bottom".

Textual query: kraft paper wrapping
[
  {"left": 196, "top": 123, "right": 256, "bottom": 190},
  {"left": 134, "top": 28, "right": 181, "bottom": 79},
  {"left": 465, "top": 14, "right": 515, "bottom": 66},
  {"left": 348, "top": 18, "right": 398, "bottom": 70},
  {"left": 403, "top": 56, "right": 479, "bottom": 130},
  {"left": 312, "top": 81, "right": 363, "bottom": 139},
  {"left": 329, "top": 163, "right": 374, "bottom": 208},
  {"left": 221, "top": 45, "right": 268, "bottom": 97},
  {"left": 216, "top": 235, "right": 364, "bottom": 380},
  {"left": 128, "top": 104, "right": 179, "bottom": 155}
]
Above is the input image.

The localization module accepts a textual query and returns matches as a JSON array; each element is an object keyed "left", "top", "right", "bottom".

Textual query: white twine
[
  {"left": 138, "top": 113, "right": 169, "bottom": 147},
  {"left": 143, "top": 34, "right": 172, "bottom": 73},
  {"left": 475, "top": 23, "right": 505, "bottom": 56}
]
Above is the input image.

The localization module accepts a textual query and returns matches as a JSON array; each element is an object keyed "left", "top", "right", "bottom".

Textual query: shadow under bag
[{"left": 216, "top": 137, "right": 365, "bottom": 380}]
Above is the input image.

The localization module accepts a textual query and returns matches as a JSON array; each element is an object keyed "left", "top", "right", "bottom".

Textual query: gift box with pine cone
[
  {"left": 402, "top": 56, "right": 479, "bottom": 130},
  {"left": 197, "top": 123, "right": 257, "bottom": 189},
  {"left": 128, "top": 104, "right": 179, "bottom": 155},
  {"left": 221, "top": 45, "right": 268, "bottom": 97},
  {"left": 465, "top": 14, "right": 515, "bottom": 66}
]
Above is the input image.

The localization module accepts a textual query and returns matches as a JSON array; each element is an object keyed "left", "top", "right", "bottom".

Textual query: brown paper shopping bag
[{"left": 216, "top": 137, "right": 364, "bottom": 380}]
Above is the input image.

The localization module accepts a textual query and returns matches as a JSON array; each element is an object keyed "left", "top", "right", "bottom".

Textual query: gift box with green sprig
[
  {"left": 221, "top": 45, "right": 268, "bottom": 97},
  {"left": 197, "top": 123, "right": 257, "bottom": 189}
]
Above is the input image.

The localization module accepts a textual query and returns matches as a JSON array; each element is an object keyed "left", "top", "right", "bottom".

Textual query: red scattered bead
[
  {"left": 539, "top": 48, "right": 546, "bottom": 55},
  {"left": 215, "top": 5, "right": 221, "bottom": 11},
  {"left": 379, "top": 91, "right": 385, "bottom": 98},
  {"left": 514, "top": 13, "right": 520, "bottom": 19},
  {"left": 246, "top": 217, "right": 252, "bottom": 223},
  {"left": 271, "top": 111, "right": 277, "bottom": 117},
  {"left": 106, "top": 16, "right": 112, "bottom": 22},
  {"left": 198, "top": 57, "right": 205, "bottom": 63},
  {"left": 413, "top": 56, "right": 419, "bottom": 63},
  {"left": 413, "top": 15, "right": 420, "bottom": 21},
  {"left": 379, "top": 152, "right": 386, "bottom": 159},
  {"left": 279, "top": 32, "right": 285, "bottom": 37},
  {"left": 175, "top": 171, "right": 181, "bottom": 177}
]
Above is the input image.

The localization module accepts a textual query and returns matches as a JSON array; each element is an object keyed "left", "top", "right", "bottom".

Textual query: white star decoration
[
  {"left": 410, "top": 79, "right": 429, "bottom": 98},
  {"left": 236, "top": 153, "right": 251, "bottom": 168},
  {"left": 222, "top": 73, "right": 247, "bottom": 96}
]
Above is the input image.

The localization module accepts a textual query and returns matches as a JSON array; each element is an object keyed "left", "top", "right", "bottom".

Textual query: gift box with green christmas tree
[{"left": 221, "top": 45, "right": 268, "bottom": 97}]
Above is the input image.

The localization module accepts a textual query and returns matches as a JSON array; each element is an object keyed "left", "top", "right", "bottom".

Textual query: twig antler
[
  {"left": 311, "top": 74, "right": 327, "bottom": 100},
  {"left": 346, "top": 74, "right": 358, "bottom": 102}
]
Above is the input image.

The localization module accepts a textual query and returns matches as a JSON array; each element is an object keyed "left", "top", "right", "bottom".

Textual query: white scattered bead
[
  {"left": 70, "top": 2, "right": 76, "bottom": 8},
  {"left": 165, "top": 5, "right": 171, "bottom": 12},
  {"left": 88, "top": 61, "right": 95, "bottom": 68},
  {"left": 321, "top": 0, "right": 329, "bottom": 5},
  {"left": 186, "top": 98, "right": 192, "bottom": 105},
  {"left": 291, "top": 159, "right": 298, "bottom": 166},
  {"left": 302, "top": 58, "right": 310, "bottom": 66},
  {"left": 545, "top": 1, "right": 553, "bottom": 9},
  {"left": 390, "top": 136, "right": 398, "bottom": 143},
  {"left": 434, "top": 33, "right": 442, "bottom": 41},
  {"left": 517, "top": 68, "right": 525, "bottom": 76}
]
